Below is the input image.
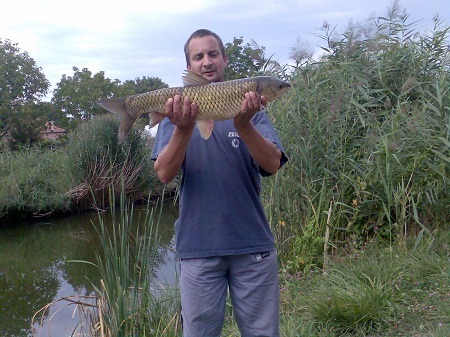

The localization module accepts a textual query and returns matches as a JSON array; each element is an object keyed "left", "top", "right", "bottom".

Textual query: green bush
[
  {"left": 0, "top": 113, "right": 162, "bottom": 221},
  {"left": 66, "top": 115, "right": 159, "bottom": 209}
]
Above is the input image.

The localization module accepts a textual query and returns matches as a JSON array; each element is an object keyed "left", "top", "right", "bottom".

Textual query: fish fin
[
  {"left": 97, "top": 97, "right": 135, "bottom": 143},
  {"left": 118, "top": 114, "right": 136, "bottom": 143},
  {"left": 149, "top": 112, "right": 166, "bottom": 128},
  {"left": 252, "top": 91, "right": 266, "bottom": 111},
  {"left": 182, "top": 70, "right": 210, "bottom": 87},
  {"left": 97, "top": 97, "right": 127, "bottom": 114},
  {"left": 260, "top": 102, "right": 266, "bottom": 111},
  {"left": 197, "top": 120, "right": 214, "bottom": 140}
]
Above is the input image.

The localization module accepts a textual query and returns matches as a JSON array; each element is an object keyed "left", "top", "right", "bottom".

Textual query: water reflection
[{"left": 0, "top": 203, "right": 178, "bottom": 337}]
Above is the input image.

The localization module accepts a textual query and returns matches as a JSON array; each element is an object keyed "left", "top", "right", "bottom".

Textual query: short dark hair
[{"left": 184, "top": 29, "right": 226, "bottom": 66}]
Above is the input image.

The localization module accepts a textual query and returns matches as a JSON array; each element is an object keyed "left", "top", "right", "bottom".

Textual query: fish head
[{"left": 256, "top": 77, "right": 291, "bottom": 101}]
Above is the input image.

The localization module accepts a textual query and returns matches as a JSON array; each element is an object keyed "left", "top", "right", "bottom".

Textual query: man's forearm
[
  {"left": 154, "top": 127, "right": 194, "bottom": 184},
  {"left": 236, "top": 122, "right": 282, "bottom": 175}
]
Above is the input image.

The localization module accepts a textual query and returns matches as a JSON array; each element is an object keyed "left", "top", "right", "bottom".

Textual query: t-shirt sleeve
[
  {"left": 151, "top": 118, "right": 174, "bottom": 161},
  {"left": 252, "top": 111, "right": 288, "bottom": 177}
]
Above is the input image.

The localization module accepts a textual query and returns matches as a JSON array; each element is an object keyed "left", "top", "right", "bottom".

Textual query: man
[{"left": 151, "top": 29, "right": 288, "bottom": 337}]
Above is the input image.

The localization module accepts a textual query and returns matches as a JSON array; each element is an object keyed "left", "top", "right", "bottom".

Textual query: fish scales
[
  {"left": 97, "top": 70, "right": 290, "bottom": 142},
  {"left": 183, "top": 79, "right": 258, "bottom": 121},
  {"left": 126, "top": 87, "right": 182, "bottom": 119}
]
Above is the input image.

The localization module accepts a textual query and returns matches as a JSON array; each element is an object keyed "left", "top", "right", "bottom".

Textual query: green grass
[
  {"left": 220, "top": 230, "right": 450, "bottom": 337},
  {"left": 0, "top": 115, "right": 160, "bottom": 222},
  {"left": 32, "top": 192, "right": 182, "bottom": 337},
  {"left": 79, "top": 193, "right": 176, "bottom": 337},
  {"left": 31, "top": 192, "right": 449, "bottom": 337},
  {"left": 272, "top": 240, "right": 450, "bottom": 337},
  {"left": 0, "top": 146, "right": 74, "bottom": 216}
]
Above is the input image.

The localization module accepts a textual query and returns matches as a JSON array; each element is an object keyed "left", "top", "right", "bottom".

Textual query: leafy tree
[
  {"left": 224, "top": 37, "right": 265, "bottom": 80},
  {"left": 0, "top": 39, "right": 49, "bottom": 144},
  {"left": 51, "top": 68, "right": 169, "bottom": 131},
  {"left": 3, "top": 102, "right": 62, "bottom": 150},
  {"left": 34, "top": 101, "right": 69, "bottom": 130},
  {"left": 7, "top": 103, "right": 47, "bottom": 149},
  {"left": 115, "top": 76, "right": 168, "bottom": 96},
  {"left": 51, "top": 67, "right": 118, "bottom": 125},
  {"left": 224, "top": 37, "right": 286, "bottom": 80}
]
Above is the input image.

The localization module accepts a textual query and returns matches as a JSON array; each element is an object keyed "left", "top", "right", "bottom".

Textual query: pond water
[{"left": 0, "top": 203, "right": 179, "bottom": 337}]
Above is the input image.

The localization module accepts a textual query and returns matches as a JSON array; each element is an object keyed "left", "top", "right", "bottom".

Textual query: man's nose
[{"left": 203, "top": 56, "right": 212, "bottom": 67}]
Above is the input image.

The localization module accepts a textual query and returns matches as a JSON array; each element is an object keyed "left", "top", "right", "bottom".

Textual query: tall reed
[
  {"left": 87, "top": 192, "right": 161, "bottom": 336},
  {"left": 265, "top": 9, "right": 449, "bottom": 271},
  {"left": 32, "top": 191, "right": 180, "bottom": 336}
]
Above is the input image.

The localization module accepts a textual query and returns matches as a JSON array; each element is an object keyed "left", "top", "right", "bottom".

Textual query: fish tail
[
  {"left": 117, "top": 114, "right": 135, "bottom": 143},
  {"left": 97, "top": 98, "right": 135, "bottom": 143}
]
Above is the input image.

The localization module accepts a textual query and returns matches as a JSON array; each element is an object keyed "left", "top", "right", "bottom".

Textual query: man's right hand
[
  {"left": 154, "top": 95, "right": 198, "bottom": 184},
  {"left": 165, "top": 95, "right": 198, "bottom": 132}
]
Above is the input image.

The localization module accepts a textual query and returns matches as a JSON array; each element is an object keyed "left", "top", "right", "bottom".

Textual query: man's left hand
[{"left": 234, "top": 92, "right": 267, "bottom": 128}]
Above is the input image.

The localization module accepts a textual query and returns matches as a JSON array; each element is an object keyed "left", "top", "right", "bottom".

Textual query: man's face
[{"left": 186, "top": 35, "right": 228, "bottom": 82}]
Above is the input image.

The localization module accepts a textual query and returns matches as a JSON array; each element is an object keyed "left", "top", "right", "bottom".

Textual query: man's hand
[
  {"left": 234, "top": 91, "right": 267, "bottom": 129},
  {"left": 154, "top": 95, "right": 198, "bottom": 184},
  {"left": 233, "top": 92, "right": 281, "bottom": 175},
  {"left": 165, "top": 95, "right": 198, "bottom": 131}
]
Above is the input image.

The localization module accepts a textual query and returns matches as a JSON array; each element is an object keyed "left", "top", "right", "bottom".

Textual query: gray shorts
[{"left": 179, "top": 251, "right": 279, "bottom": 337}]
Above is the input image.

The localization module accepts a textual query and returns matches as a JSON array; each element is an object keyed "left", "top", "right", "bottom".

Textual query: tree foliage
[
  {"left": 0, "top": 39, "right": 49, "bottom": 145},
  {"left": 0, "top": 39, "right": 49, "bottom": 104},
  {"left": 51, "top": 67, "right": 117, "bottom": 124},
  {"left": 224, "top": 37, "right": 265, "bottom": 80},
  {"left": 7, "top": 103, "right": 48, "bottom": 149},
  {"left": 224, "top": 36, "right": 287, "bottom": 80},
  {"left": 115, "top": 76, "right": 169, "bottom": 96}
]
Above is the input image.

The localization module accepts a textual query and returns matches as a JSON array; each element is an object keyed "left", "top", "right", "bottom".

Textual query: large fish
[{"left": 98, "top": 70, "right": 290, "bottom": 142}]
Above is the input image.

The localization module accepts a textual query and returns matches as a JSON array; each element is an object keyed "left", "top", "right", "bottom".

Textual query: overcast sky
[{"left": 2, "top": 0, "right": 449, "bottom": 100}]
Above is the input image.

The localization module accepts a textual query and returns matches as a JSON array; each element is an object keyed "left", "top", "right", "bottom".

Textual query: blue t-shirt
[{"left": 151, "top": 112, "right": 287, "bottom": 259}]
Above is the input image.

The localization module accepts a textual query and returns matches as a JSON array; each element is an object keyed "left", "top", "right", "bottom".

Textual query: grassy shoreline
[
  {"left": 31, "top": 196, "right": 449, "bottom": 336},
  {"left": 274, "top": 241, "right": 450, "bottom": 336}
]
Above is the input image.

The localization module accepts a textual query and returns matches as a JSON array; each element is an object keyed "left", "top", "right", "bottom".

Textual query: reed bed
[{"left": 264, "top": 11, "right": 449, "bottom": 272}]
